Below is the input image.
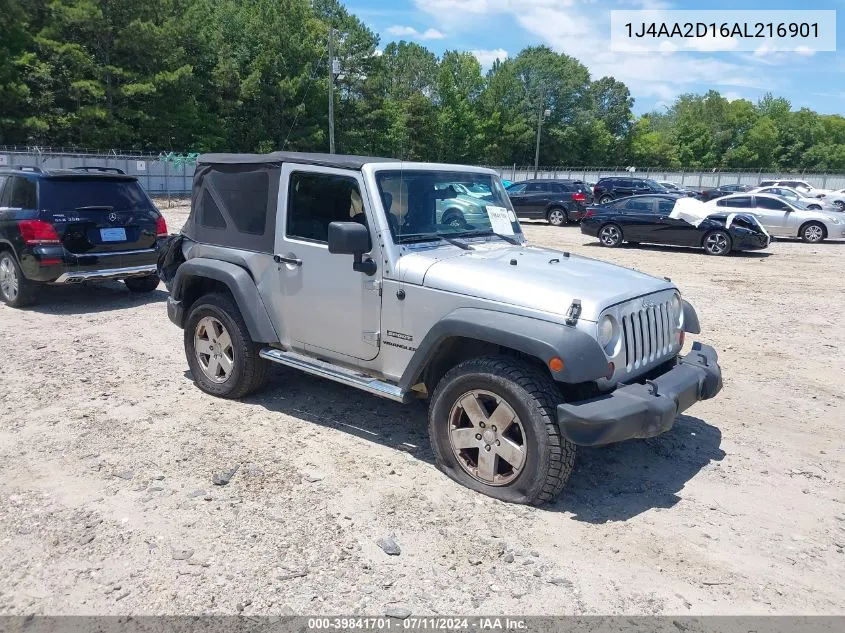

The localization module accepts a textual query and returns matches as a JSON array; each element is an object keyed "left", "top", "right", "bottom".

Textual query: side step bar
[{"left": 259, "top": 348, "right": 408, "bottom": 403}]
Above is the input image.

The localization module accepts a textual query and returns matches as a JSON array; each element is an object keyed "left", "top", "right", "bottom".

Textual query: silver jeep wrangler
[{"left": 164, "top": 152, "right": 722, "bottom": 505}]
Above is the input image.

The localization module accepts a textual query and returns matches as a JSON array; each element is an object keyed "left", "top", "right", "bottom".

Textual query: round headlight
[
  {"left": 598, "top": 315, "right": 618, "bottom": 354},
  {"left": 671, "top": 293, "right": 683, "bottom": 328}
]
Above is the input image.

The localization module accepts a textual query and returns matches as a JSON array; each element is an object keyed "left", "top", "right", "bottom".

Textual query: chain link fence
[{"left": 3, "top": 147, "right": 845, "bottom": 193}]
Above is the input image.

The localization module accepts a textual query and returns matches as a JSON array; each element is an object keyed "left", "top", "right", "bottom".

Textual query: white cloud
[
  {"left": 795, "top": 46, "right": 816, "bottom": 57},
  {"left": 471, "top": 48, "right": 509, "bottom": 69},
  {"left": 385, "top": 25, "right": 446, "bottom": 40},
  {"left": 415, "top": 0, "right": 776, "bottom": 106}
]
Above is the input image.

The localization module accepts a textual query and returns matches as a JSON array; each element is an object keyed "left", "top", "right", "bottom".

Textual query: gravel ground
[{"left": 1, "top": 206, "right": 843, "bottom": 616}]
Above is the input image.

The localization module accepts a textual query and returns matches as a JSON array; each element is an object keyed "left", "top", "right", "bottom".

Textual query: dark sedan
[
  {"left": 579, "top": 194, "right": 770, "bottom": 256},
  {"left": 699, "top": 183, "right": 752, "bottom": 202},
  {"left": 505, "top": 179, "right": 592, "bottom": 225}
]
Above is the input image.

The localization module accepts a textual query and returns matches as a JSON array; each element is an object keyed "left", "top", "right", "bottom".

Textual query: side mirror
[{"left": 327, "top": 221, "right": 376, "bottom": 276}]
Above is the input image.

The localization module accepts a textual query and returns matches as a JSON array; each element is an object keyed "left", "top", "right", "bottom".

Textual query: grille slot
[{"left": 620, "top": 298, "right": 673, "bottom": 372}]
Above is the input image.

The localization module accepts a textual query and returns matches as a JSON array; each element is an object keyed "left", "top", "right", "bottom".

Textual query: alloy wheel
[
  {"left": 705, "top": 232, "right": 729, "bottom": 255},
  {"left": 448, "top": 389, "right": 527, "bottom": 486},
  {"left": 804, "top": 224, "right": 824, "bottom": 243},
  {"left": 194, "top": 316, "right": 235, "bottom": 383},
  {"left": 548, "top": 208, "right": 565, "bottom": 226},
  {"left": 599, "top": 225, "right": 621, "bottom": 246},
  {"left": 0, "top": 257, "right": 19, "bottom": 302}
]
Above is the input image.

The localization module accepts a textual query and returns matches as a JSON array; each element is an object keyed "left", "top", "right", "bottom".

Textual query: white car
[
  {"left": 823, "top": 188, "right": 845, "bottom": 211},
  {"left": 758, "top": 179, "right": 835, "bottom": 198},
  {"left": 707, "top": 192, "right": 845, "bottom": 243},
  {"left": 747, "top": 186, "right": 834, "bottom": 211}
]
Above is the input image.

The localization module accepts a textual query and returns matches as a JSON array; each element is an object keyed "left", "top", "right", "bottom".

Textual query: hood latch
[{"left": 565, "top": 299, "right": 582, "bottom": 326}]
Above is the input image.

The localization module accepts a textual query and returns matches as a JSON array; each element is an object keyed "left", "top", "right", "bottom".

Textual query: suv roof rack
[
  {"left": 6, "top": 165, "right": 43, "bottom": 173},
  {"left": 69, "top": 166, "right": 126, "bottom": 174}
]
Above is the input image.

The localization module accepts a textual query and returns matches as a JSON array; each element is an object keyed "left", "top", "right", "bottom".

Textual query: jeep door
[{"left": 272, "top": 165, "right": 382, "bottom": 361}]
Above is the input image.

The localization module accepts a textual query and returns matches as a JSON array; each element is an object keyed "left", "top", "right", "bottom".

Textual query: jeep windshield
[{"left": 375, "top": 170, "right": 522, "bottom": 244}]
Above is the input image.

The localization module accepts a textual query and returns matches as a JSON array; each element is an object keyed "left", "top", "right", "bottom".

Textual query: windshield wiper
[
  {"left": 397, "top": 233, "right": 473, "bottom": 250},
  {"left": 455, "top": 229, "right": 521, "bottom": 246}
]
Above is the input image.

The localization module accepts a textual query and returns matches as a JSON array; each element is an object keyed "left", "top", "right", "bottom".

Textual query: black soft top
[{"left": 197, "top": 151, "right": 400, "bottom": 170}]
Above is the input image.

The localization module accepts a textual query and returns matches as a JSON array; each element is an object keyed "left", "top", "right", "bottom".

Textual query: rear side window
[
  {"left": 0, "top": 176, "right": 8, "bottom": 205},
  {"left": 526, "top": 183, "right": 546, "bottom": 192},
  {"left": 759, "top": 181, "right": 775, "bottom": 187},
  {"left": 624, "top": 197, "right": 656, "bottom": 212},
  {"left": 199, "top": 189, "right": 227, "bottom": 229},
  {"left": 506, "top": 183, "right": 527, "bottom": 193},
  {"left": 287, "top": 172, "right": 362, "bottom": 243},
  {"left": 723, "top": 196, "right": 752, "bottom": 208},
  {"left": 39, "top": 178, "right": 149, "bottom": 211},
  {"left": 9, "top": 177, "right": 37, "bottom": 208},
  {"left": 208, "top": 170, "right": 269, "bottom": 235},
  {"left": 658, "top": 199, "right": 676, "bottom": 214}
]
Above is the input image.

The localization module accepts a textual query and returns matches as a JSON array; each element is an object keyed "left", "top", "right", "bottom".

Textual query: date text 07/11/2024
[{"left": 307, "top": 618, "right": 527, "bottom": 631}]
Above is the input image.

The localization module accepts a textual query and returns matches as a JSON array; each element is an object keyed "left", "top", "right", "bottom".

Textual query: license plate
[{"left": 100, "top": 228, "right": 126, "bottom": 242}]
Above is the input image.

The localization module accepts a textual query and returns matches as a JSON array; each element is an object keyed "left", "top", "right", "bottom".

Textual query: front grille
[{"left": 620, "top": 299, "right": 673, "bottom": 372}]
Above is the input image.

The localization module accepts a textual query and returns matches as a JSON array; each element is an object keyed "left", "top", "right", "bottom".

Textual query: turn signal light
[
  {"left": 678, "top": 331, "right": 685, "bottom": 348},
  {"left": 548, "top": 357, "right": 564, "bottom": 373},
  {"left": 18, "top": 220, "right": 60, "bottom": 245},
  {"left": 606, "top": 362, "right": 615, "bottom": 378}
]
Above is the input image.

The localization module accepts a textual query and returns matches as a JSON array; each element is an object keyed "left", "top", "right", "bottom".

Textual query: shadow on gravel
[
  {"left": 22, "top": 282, "right": 167, "bottom": 315},
  {"left": 244, "top": 365, "right": 436, "bottom": 463},
  {"left": 583, "top": 241, "right": 773, "bottom": 258},
  {"left": 549, "top": 414, "right": 724, "bottom": 523}
]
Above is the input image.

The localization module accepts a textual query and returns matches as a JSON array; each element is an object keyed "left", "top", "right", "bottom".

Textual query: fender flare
[
  {"left": 170, "top": 257, "right": 279, "bottom": 343},
  {"left": 398, "top": 308, "right": 611, "bottom": 389},
  {"left": 682, "top": 299, "right": 701, "bottom": 335}
]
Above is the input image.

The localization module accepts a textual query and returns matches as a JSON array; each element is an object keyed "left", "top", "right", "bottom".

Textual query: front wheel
[
  {"left": 599, "top": 195, "right": 613, "bottom": 205},
  {"left": 0, "top": 252, "right": 37, "bottom": 308},
  {"left": 800, "top": 222, "right": 826, "bottom": 243},
  {"left": 703, "top": 230, "right": 732, "bottom": 256},
  {"left": 124, "top": 275, "right": 160, "bottom": 293},
  {"left": 833, "top": 200, "right": 844, "bottom": 211},
  {"left": 598, "top": 223, "right": 623, "bottom": 247},
  {"left": 184, "top": 293, "right": 268, "bottom": 398},
  {"left": 547, "top": 207, "right": 567, "bottom": 227},
  {"left": 428, "top": 356, "right": 576, "bottom": 505}
]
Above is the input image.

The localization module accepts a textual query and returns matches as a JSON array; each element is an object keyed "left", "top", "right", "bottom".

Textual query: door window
[
  {"left": 506, "top": 183, "right": 527, "bottom": 193},
  {"left": 623, "top": 197, "right": 656, "bottom": 212},
  {"left": 657, "top": 199, "right": 676, "bottom": 214},
  {"left": 286, "top": 172, "right": 363, "bottom": 243},
  {"left": 0, "top": 176, "right": 8, "bottom": 205},
  {"left": 756, "top": 196, "right": 790, "bottom": 211},
  {"left": 525, "top": 183, "right": 546, "bottom": 192}
]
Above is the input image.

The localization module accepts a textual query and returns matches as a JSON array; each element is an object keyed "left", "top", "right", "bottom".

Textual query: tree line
[{"left": 2, "top": 0, "right": 844, "bottom": 170}]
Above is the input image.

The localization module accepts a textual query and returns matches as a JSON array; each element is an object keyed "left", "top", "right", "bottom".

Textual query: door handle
[{"left": 274, "top": 254, "right": 302, "bottom": 266}]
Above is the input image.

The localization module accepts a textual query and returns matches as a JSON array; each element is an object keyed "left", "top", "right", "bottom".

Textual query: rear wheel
[
  {"left": 800, "top": 222, "right": 826, "bottom": 243},
  {"left": 599, "top": 195, "right": 613, "bottom": 205},
  {"left": 598, "top": 223, "right": 623, "bottom": 247},
  {"left": 703, "top": 230, "right": 732, "bottom": 256},
  {"left": 428, "top": 356, "right": 575, "bottom": 505},
  {"left": 124, "top": 275, "right": 160, "bottom": 293},
  {"left": 184, "top": 293, "right": 268, "bottom": 398},
  {"left": 834, "top": 200, "right": 844, "bottom": 211},
  {"left": 0, "top": 251, "right": 37, "bottom": 308},
  {"left": 547, "top": 207, "right": 567, "bottom": 227},
  {"left": 442, "top": 209, "right": 466, "bottom": 228}
]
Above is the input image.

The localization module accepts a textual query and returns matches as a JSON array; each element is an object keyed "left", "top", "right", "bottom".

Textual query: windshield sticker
[
  {"left": 507, "top": 209, "right": 517, "bottom": 222},
  {"left": 486, "top": 205, "right": 515, "bottom": 235}
]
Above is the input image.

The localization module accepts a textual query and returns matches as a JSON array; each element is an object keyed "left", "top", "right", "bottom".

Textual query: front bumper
[{"left": 557, "top": 342, "right": 722, "bottom": 446}]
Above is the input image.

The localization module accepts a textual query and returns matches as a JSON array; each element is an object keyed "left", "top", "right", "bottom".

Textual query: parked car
[
  {"left": 0, "top": 165, "right": 167, "bottom": 307},
  {"left": 433, "top": 182, "right": 492, "bottom": 228},
  {"left": 592, "top": 177, "right": 674, "bottom": 204},
  {"left": 706, "top": 192, "right": 845, "bottom": 243},
  {"left": 658, "top": 181, "right": 701, "bottom": 198},
  {"left": 505, "top": 179, "right": 593, "bottom": 225},
  {"left": 579, "top": 194, "right": 770, "bottom": 256},
  {"left": 698, "top": 183, "right": 753, "bottom": 202},
  {"left": 821, "top": 188, "right": 845, "bottom": 211},
  {"left": 161, "top": 151, "right": 722, "bottom": 505},
  {"left": 758, "top": 179, "right": 834, "bottom": 198},
  {"left": 747, "top": 186, "right": 832, "bottom": 211}
]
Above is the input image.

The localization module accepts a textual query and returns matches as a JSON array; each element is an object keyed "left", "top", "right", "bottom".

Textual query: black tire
[
  {"left": 124, "top": 275, "right": 160, "bottom": 293},
  {"left": 184, "top": 292, "right": 268, "bottom": 399},
  {"left": 599, "top": 195, "right": 613, "bottom": 205},
  {"left": 598, "top": 223, "right": 623, "bottom": 247},
  {"left": 442, "top": 209, "right": 466, "bottom": 228},
  {"left": 547, "top": 206, "right": 567, "bottom": 227},
  {"left": 808, "top": 204, "right": 822, "bottom": 210},
  {"left": 428, "top": 355, "right": 576, "bottom": 505},
  {"left": 800, "top": 221, "right": 826, "bottom": 243},
  {"left": 703, "top": 230, "right": 732, "bottom": 256},
  {"left": 0, "top": 251, "right": 37, "bottom": 308}
]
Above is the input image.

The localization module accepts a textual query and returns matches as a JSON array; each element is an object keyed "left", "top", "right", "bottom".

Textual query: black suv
[
  {"left": 505, "top": 179, "right": 593, "bottom": 225},
  {"left": 0, "top": 166, "right": 167, "bottom": 307},
  {"left": 592, "top": 177, "right": 672, "bottom": 204}
]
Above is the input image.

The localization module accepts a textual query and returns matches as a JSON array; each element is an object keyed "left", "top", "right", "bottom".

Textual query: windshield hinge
[
  {"left": 364, "top": 279, "right": 382, "bottom": 295},
  {"left": 363, "top": 331, "right": 380, "bottom": 347},
  {"left": 565, "top": 299, "right": 582, "bottom": 326}
]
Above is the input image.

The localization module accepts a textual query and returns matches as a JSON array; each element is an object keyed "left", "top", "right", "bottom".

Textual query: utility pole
[
  {"left": 533, "top": 88, "right": 548, "bottom": 180},
  {"left": 328, "top": 28, "right": 336, "bottom": 154}
]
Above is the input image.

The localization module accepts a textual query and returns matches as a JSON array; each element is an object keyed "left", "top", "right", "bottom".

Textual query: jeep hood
[{"left": 405, "top": 244, "right": 674, "bottom": 322}]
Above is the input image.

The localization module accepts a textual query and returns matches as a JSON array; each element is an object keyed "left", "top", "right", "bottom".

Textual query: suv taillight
[
  {"left": 593, "top": 185, "right": 599, "bottom": 195},
  {"left": 572, "top": 192, "right": 586, "bottom": 202},
  {"left": 584, "top": 209, "right": 596, "bottom": 219},
  {"left": 156, "top": 215, "right": 168, "bottom": 237},
  {"left": 18, "top": 220, "right": 60, "bottom": 245}
]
